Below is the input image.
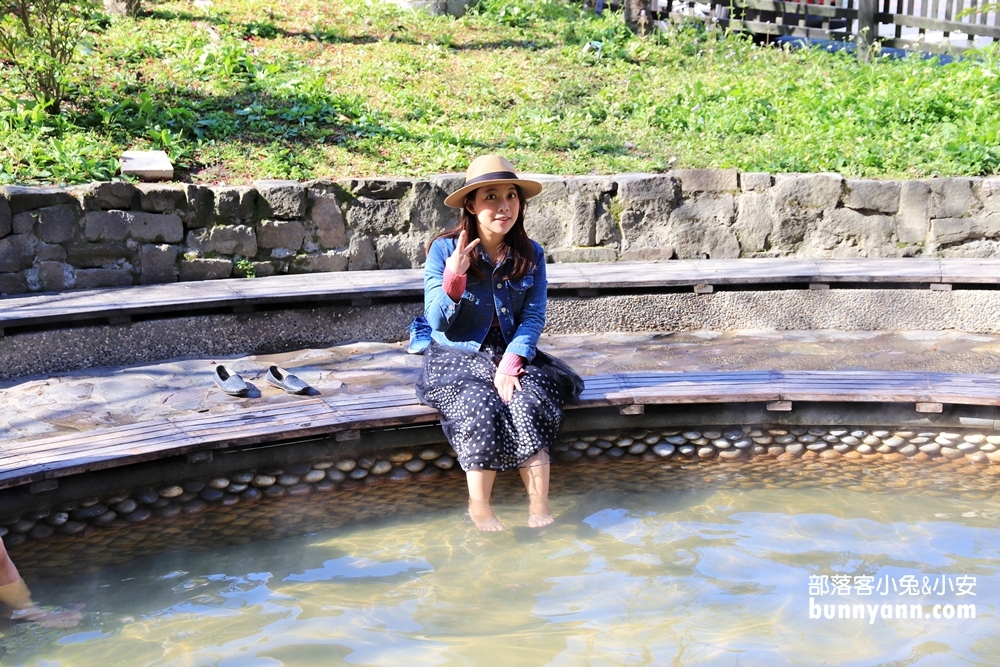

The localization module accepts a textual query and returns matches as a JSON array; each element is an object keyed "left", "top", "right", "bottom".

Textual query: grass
[{"left": 1, "top": 0, "right": 999, "bottom": 185}]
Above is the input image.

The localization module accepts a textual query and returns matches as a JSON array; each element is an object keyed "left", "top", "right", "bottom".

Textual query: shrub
[{"left": 0, "top": 0, "right": 95, "bottom": 113}]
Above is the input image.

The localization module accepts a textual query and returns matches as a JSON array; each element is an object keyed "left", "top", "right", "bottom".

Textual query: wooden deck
[
  {"left": 2, "top": 258, "right": 997, "bottom": 331},
  {"left": 4, "top": 369, "right": 998, "bottom": 492}
]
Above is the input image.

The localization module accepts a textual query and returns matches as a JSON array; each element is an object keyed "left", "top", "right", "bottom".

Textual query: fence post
[{"left": 857, "top": 0, "right": 876, "bottom": 62}]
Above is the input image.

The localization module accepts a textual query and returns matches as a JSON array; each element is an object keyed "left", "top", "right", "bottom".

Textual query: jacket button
[
  {"left": 496, "top": 282, "right": 502, "bottom": 289},
  {"left": 501, "top": 307, "right": 507, "bottom": 313}
]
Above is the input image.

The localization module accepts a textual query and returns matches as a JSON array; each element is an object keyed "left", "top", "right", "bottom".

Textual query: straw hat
[{"left": 443, "top": 155, "right": 543, "bottom": 208}]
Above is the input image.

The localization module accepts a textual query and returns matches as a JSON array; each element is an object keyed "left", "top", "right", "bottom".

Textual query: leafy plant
[
  {"left": 0, "top": 0, "right": 96, "bottom": 113},
  {"left": 235, "top": 258, "right": 256, "bottom": 278}
]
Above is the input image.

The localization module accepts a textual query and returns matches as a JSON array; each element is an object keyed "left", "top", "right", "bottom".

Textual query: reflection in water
[{"left": 3, "top": 463, "right": 999, "bottom": 666}]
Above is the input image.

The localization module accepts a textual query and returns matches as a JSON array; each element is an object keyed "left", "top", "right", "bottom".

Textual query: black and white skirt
[{"left": 415, "top": 329, "right": 583, "bottom": 472}]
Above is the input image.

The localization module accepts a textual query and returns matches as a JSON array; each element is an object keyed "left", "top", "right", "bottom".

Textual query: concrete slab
[{"left": 120, "top": 151, "right": 173, "bottom": 181}]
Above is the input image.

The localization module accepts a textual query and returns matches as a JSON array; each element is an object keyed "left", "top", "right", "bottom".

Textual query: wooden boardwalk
[
  {"left": 4, "top": 369, "right": 999, "bottom": 492},
  {"left": 2, "top": 258, "right": 998, "bottom": 331}
]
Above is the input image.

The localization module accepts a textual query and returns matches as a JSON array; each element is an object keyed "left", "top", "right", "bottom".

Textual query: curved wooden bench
[
  {"left": 2, "top": 258, "right": 998, "bottom": 333},
  {"left": 3, "top": 369, "right": 998, "bottom": 492}
]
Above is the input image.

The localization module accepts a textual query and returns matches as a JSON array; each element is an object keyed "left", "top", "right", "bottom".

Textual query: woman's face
[{"left": 467, "top": 184, "right": 521, "bottom": 241}]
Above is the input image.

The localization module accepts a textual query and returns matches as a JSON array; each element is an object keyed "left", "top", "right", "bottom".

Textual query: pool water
[{"left": 4, "top": 461, "right": 998, "bottom": 666}]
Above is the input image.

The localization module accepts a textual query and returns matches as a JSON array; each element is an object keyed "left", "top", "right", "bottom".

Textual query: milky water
[{"left": 4, "top": 481, "right": 998, "bottom": 666}]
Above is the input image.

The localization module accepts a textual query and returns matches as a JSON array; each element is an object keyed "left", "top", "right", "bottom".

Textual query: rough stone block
[
  {"left": 338, "top": 178, "right": 412, "bottom": 200},
  {"left": 291, "top": 252, "right": 349, "bottom": 273},
  {"left": 66, "top": 242, "right": 131, "bottom": 268},
  {"left": 75, "top": 268, "right": 133, "bottom": 289},
  {"left": 0, "top": 234, "right": 37, "bottom": 272},
  {"left": 37, "top": 243, "right": 67, "bottom": 262},
  {"left": 137, "top": 184, "right": 188, "bottom": 213},
  {"left": 406, "top": 181, "right": 457, "bottom": 236},
  {"left": 930, "top": 178, "right": 975, "bottom": 218},
  {"left": 524, "top": 191, "right": 572, "bottom": 249},
  {"left": 140, "top": 244, "right": 179, "bottom": 284},
  {"left": 549, "top": 247, "right": 618, "bottom": 263},
  {"left": 0, "top": 186, "right": 74, "bottom": 214},
  {"left": 619, "top": 246, "right": 675, "bottom": 261},
  {"left": 429, "top": 173, "right": 466, "bottom": 199},
  {"left": 930, "top": 215, "right": 1000, "bottom": 245},
  {"left": 666, "top": 195, "right": 740, "bottom": 259},
  {"left": 121, "top": 150, "right": 173, "bottom": 181},
  {"left": 308, "top": 193, "right": 347, "bottom": 248},
  {"left": 938, "top": 239, "right": 1000, "bottom": 257},
  {"left": 38, "top": 261, "right": 74, "bottom": 291},
  {"left": 616, "top": 174, "right": 680, "bottom": 202},
  {"left": 71, "top": 182, "right": 137, "bottom": 211},
  {"left": 0, "top": 196, "right": 12, "bottom": 237},
  {"left": 250, "top": 261, "right": 276, "bottom": 277},
  {"left": 179, "top": 258, "right": 232, "bottom": 281},
  {"left": 771, "top": 173, "right": 843, "bottom": 210},
  {"left": 376, "top": 236, "right": 421, "bottom": 269},
  {"left": 896, "top": 180, "right": 931, "bottom": 245},
  {"left": 0, "top": 271, "right": 28, "bottom": 294},
  {"left": 12, "top": 211, "right": 36, "bottom": 235},
  {"left": 257, "top": 220, "right": 305, "bottom": 251},
  {"left": 187, "top": 225, "right": 257, "bottom": 257},
  {"left": 37, "top": 204, "right": 80, "bottom": 244},
  {"left": 734, "top": 192, "right": 773, "bottom": 253},
  {"left": 85, "top": 211, "right": 183, "bottom": 243},
  {"left": 212, "top": 186, "right": 256, "bottom": 222},
  {"left": 347, "top": 198, "right": 408, "bottom": 236},
  {"left": 184, "top": 185, "right": 215, "bottom": 229},
  {"left": 740, "top": 172, "right": 772, "bottom": 192},
  {"left": 843, "top": 179, "right": 901, "bottom": 213},
  {"left": 980, "top": 177, "right": 1000, "bottom": 214},
  {"left": 348, "top": 235, "right": 377, "bottom": 271},
  {"left": 674, "top": 168, "right": 739, "bottom": 193},
  {"left": 254, "top": 180, "right": 306, "bottom": 219},
  {"left": 801, "top": 208, "right": 895, "bottom": 257}
]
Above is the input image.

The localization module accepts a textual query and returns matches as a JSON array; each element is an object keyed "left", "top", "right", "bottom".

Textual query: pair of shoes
[
  {"left": 214, "top": 365, "right": 249, "bottom": 396},
  {"left": 407, "top": 315, "right": 432, "bottom": 355},
  {"left": 265, "top": 366, "right": 312, "bottom": 394}
]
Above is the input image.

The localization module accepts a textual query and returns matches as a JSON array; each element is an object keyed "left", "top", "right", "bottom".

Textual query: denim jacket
[{"left": 424, "top": 236, "right": 547, "bottom": 362}]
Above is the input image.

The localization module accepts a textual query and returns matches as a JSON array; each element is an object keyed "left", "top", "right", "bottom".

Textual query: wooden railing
[{"left": 656, "top": 0, "right": 999, "bottom": 55}]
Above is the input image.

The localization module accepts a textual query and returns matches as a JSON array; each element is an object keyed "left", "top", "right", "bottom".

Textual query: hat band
[{"left": 464, "top": 171, "right": 520, "bottom": 188}]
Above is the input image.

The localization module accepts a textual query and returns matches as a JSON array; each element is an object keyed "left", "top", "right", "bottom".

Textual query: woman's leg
[
  {"left": 519, "top": 450, "right": 554, "bottom": 527},
  {"left": 467, "top": 469, "right": 503, "bottom": 531}
]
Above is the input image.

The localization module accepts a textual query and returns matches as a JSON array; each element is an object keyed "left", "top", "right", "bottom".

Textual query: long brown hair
[{"left": 428, "top": 185, "right": 536, "bottom": 281}]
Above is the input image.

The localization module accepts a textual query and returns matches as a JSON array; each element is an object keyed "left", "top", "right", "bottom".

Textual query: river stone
[
  {"left": 898, "top": 445, "right": 918, "bottom": 457},
  {"left": 572, "top": 441, "right": 590, "bottom": 450},
  {"left": 277, "top": 474, "right": 300, "bottom": 487},
  {"left": 357, "top": 456, "right": 376, "bottom": 470},
  {"left": 4, "top": 533, "right": 25, "bottom": 547},
  {"left": 434, "top": 456, "right": 456, "bottom": 469},
  {"left": 226, "top": 483, "right": 248, "bottom": 494},
  {"left": 113, "top": 500, "right": 138, "bottom": 514},
  {"left": 682, "top": 431, "right": 702, "bottom": 440},
  {"left": 986, "top": 435, "right": 1000, "bottom": 445},
  {"left": 876, "top": 445, "right": 893, "bottom": 454},
  {"left": 151, "top": 497, "right": 170, "bottom": 509},
  {"left": 820, "top": 450, "right": 842, "bottom": 460},
  {"left": 326, "top": 469, "right": 347, "bottom": 483},
  {"left": 751, "top": 445, "right": 767, "bottom": 456},
  {"left": 645, "top": 434, "right": 664, "bottom": 445},
  {"left": 288, "top": 483, "right": 312, "bottom": 496},
  {"left": 666, "top": 435, "right": 687, "bottom": 446},
  {"left": 607, "top": 447, "right": 625, "bottom": 458},
  {"left": 371, "top": 460, "right": 393, "bottom": 475},
  {"left": 78, "top": 497, "right": 100, "bottom": 508},
  {"left": 940, "top": 447, "right": 963, "bottom": 459},
  {"left": 586, "top": 446, "right": 603, "bottom": 458},
  {"left": 303, "top": 470, "right": 326, "bottom": 483},
  {"left": 123, "top": 508, "right": 152, "bottom": 523},
  {"left": 829, "top": 429, "right": 847, "bottom": 436},
  {"left": 679, "top": 445, "right": 695, "bottom": 456},
  {"left": 91, "top": 511, "right": 118, "bottom": 526},
  {"left": 242, "top": 487, "right": 262, "bottom": 501},
  {"left": 200, "top": 488, "right": 224, "bottom": 502},
  {"left": 753, "top": 436, "right": 774, "bottom": 445},
  {"left": 767, "top": 446, "right": 784, "bottom": 457},
  {"left": 559, "top": 450, "right": 583, "bottom": 463},
  {"left": 628, "top": 443, "right": 648, "bottom": 456},
  {"left": 159, "top": 485, "right": 183, "bottom": 498},
  {"left": 936, "top": 435, "right": 955, "bottom": 446},
  {"left": 181, "top": 499, "right": 207, "bottom": 514},
  {"left": 719, "top": 449, "right": 742, "bottom": 460},
  {"left": 882, "top": 436, "right": 905, "bottom": 448},
  {"left": 806, "top": 442, "right": 828, "bottom": 451},
  {"left": 220, "top": 495, "right": 240, "bottom": 507},
  {"left": 775, "top": 434, "right": 796, "bottom": 444},
  {"left": 388, "top": 451, "right": 414, "bottom": 463},
  {"left": 981, "top": 444, "right": 997, "bottom": 453},
  {"left": 909, "top": 437, "right": 930, "bottom": 445},
  {"left": 697, "top": 447, "right": 716, "bottom": 458},
  {"left": 10, "top": 519, "right": 34, "bottom": 533},
  {"left": 349, "top": 468, "right": 369, "bottom": 480},
  {"left": 70, "top": 505, "right": 108, "bottom": 521},
  {"left": 336, "top": 459, "right": 357, "bottom": 472},
  {"left": 176, "top": 492, "right": 197, "bottom": 504},
  {"left": 840, "top": 436, "right": 860, "bottom": 446},
  {"left": 798, "top": 434, "right": 817, "bottom": 444},
  {"left": 46, "top": 512, "right": 69, "bottom": 527},
  {"left": 59, "top": 521, "right": 87, "bottom": 535},
  {"left": 404, "top": 459, "right": 426, "bottom": 473},
  {"left": 703, "top": 430, "right": 722, "bottom": 440},
  {"left": 314, "top": 480, "right": 337, "bottom": 493},
  {"left": 595, "top": 440, "right": 613, "bottom": 450},
  {"left": 833, "top": 444, "right": 850, "bottom": 453},
  {"left": 264, "top": 485, "right": 286, "bottom": 499},
  {"left": 387, "top": 468, "right": 411, "bottom": 482},
  {"left": 785, "top": 444, "right": 804, "bottom": 455},
  {"left": 252, "top": 475, "right": 276, "bottom": 488},
  {"left": 690, "top": 437, "right": 709, "bottom": 446}
]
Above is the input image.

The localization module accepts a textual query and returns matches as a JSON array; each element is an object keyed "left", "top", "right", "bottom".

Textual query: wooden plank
[
  {"left": 883, "top": 11, "right": 1000, "bottom": 36},
  {"left": 735, "top": 0, "right": 859, "bottom": 18}
]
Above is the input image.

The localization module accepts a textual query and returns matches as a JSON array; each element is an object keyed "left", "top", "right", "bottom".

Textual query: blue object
[
  {"left": 423, "top": 238, "right": 547, "bottom": 362},
  {"left": 774, "top": 36, "right": 957, "bottom": 65},
  {"left": 407, "top": 315, "right": 432, "bottom": 354},
  {"left": 595, "top": 0, "right": 605, "bottom": 15}
]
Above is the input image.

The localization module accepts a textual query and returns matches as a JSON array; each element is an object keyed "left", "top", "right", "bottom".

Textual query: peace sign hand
[{"left": 445, "top": 230, "right": 481, "bottom": 276}]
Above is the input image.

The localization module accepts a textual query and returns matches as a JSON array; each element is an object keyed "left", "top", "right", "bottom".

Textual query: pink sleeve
[
  {"left": 497, "top": 352, "right": 525, "bottom": 376},
  {"left": 443, "top": 267, "right": 466, "bottom": 303}
]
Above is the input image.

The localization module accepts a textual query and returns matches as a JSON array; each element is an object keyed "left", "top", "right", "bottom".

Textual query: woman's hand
[
  {"left": 494, "top": 371, "right": 522, "bottom": 404},
  {"left": 445, "top": 230, "right": 481, "bottom": 276}
]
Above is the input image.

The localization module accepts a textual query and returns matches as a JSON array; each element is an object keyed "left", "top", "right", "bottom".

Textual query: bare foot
[
  {"left": 18, "top": 605, "right": 82, "bottom": 629},
  {"left": 469, "top": 499, "right": 504, "bottom": 531},
  {"left": 528, "top": 500, "right": 554, "bottom": 528}
]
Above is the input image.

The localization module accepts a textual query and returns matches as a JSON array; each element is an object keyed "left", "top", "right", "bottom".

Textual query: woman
[{"left": 416, "top": 155, "right": 582, "bottom": 531}]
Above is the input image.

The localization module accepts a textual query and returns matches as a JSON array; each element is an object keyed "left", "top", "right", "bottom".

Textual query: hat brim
[{"left": 444, "top": 178, "right": 543, "bottom": 209}]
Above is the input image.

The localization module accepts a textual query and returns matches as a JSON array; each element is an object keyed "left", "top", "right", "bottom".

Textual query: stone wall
[{"left": 2, "top": 170, "right": 999, "bottom": 295}]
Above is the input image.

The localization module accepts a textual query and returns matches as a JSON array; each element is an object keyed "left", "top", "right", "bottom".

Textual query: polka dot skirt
[{"left": 416, "top": 329, "right": 583, "bottom": 472}]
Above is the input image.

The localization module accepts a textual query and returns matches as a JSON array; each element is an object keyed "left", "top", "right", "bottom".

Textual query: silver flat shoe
[
  {"left": 265, "top": 366, "right": 311, "bottom": 394},
  {"left": 214, "top": 365, "right": 249, "bottom": 396}
]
